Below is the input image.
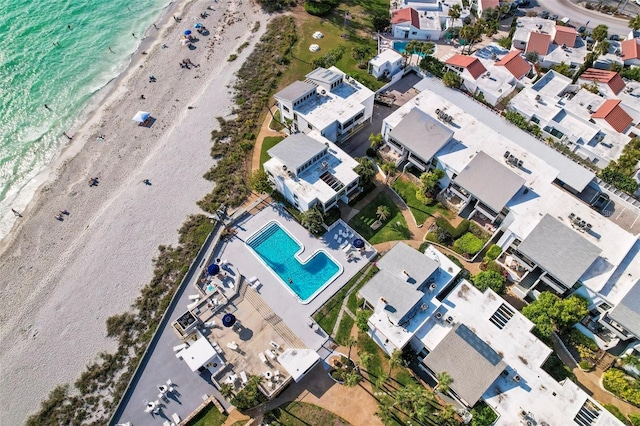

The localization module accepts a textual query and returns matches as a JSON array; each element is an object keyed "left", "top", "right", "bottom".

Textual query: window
[
  {"left": 293, "top": 113, "right": 298, "bottom": 122},
  {"left": 308, "top": 123, "right": 313, "bottom": 130},
  {"left": 549, "top": 128, "right": 564, "bottom": 139},
  {"left": 531, "top": 116, "right": 540, "bottom": 124},
  {"left": 490, "top": 304, "right": 515, "bottom": 329},
  {"left": 283, "top": 105, "right": 290, "bottom": 113}
]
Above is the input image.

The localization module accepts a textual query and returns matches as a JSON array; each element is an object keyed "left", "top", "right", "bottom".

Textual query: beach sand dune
[{"left": 0, "top": 0, "right": 271, "bottom": 423}]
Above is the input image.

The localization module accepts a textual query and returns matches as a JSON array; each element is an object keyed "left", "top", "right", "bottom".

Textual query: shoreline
[
  {"left": 0, "top": 0, "right": 272, "bottom": 422},
  {"left": 0, "top": 0, "right": 193, "bottom": 254}
]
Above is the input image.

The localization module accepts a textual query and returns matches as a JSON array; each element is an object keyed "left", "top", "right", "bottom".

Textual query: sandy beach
[{"left": 0, "top": 0, "right": 271, "bottom": 423}]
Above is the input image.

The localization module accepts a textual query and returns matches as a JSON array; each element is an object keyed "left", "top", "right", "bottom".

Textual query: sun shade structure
[
  {"left": 178, "top": 336, "right": 219, "bottom": 372},
  {"left": 207, "top": 263, "right": 220, "bottom": 275},
  {"left": 132, "top": 111, "right": 150, "bottom": 124},
  {"left": 183, "top": 29, "right": 192, "bottom": 35},
  {"left": 277, "top": 348, "right": 320, "bottom": 382}
]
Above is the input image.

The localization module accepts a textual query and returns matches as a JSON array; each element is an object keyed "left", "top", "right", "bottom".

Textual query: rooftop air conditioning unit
[
  {"left": 587, "top": 105, "right": 593, "bottom": 112},
  {"left": 283, "top": 165, "right": 288, "bottom": 171},
  {"left": 420, "top": 303, "right": 428, "bottom": 312},
  {"left": 446, "top": 316, "right": 454, "bottom": 324},
  {"left": 513, "top": 375, "right": 521, "bottom": 382},
  {"left": 435, "top": 312, "right": 443, "bottom": 320},
  {"left": 321, "top": 161, "right": 328, "bottom": 169},
  {"left": 429, "top": 283, "right": 437, "bottom": 292},
  {"left": 321, "top": 89, "right": 326, "bottom": 95},
  {"left": 535, "top": 94, "right": 541, "bottom": 101}
]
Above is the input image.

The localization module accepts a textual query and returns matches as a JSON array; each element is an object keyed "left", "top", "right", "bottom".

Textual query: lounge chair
[
  {"left": 240, "top": 371, "right": 248, "bottom": 384},
  {"left": 171, "top": 413, "right": 181, "bottom": 423},
  {"left": 266, "top": 349, "right": 276, "bottom": 360},
  {"left": 259, "top": 352, "right": 268, "bottom": 363},
  {"left": 247, "top": 275, "right": 258, "bottom": 284},
  {"left": 337, "top": 237, "right": 342, "bottom": 244},
  {"left": 250, "top": 279, "right": 261, "bottom": 290}
]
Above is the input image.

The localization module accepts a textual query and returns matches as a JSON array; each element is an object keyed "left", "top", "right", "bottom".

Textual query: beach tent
[
  {"left": 177, "top": 336, "right": 220, "bottom": 372},
  {"left": 132, "top": 111, "right": 150, "bottom": 125}
]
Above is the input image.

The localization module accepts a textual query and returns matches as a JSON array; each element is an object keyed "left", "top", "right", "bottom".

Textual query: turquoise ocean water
[{"left": 0, "top": 0, "right": 170, "bottom": 236}]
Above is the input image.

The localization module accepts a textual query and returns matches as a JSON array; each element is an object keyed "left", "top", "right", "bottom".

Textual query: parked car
[
  {"left": 590, "top": 193, "right": 610, "bottom": 213},
  {"left": 550, "top": 14, "right": 559, "bottom": 21},
  {"left": 578, "top": 26, "right": 587, "bottom": 34},
  {"left": 609, "top": 34, "right": 620, "bottom": 41},
  {"left": 540, "top": 10, "right": 549, "bottom": 18}
]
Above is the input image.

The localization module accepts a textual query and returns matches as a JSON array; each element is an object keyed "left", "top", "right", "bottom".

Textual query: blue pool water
[
  {"left": 247, "top": 221, "right": 341, "bottom": 303},
  {"left": 393, "top": 41, "right": 433, "bottom": 57}
]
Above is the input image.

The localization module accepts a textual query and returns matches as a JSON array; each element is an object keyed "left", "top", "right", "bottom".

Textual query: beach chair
[
  {"left": 333, "top": 234, "right": 338, "bottom": 241},
  {"left": 240, "top": 371, "right": 248, "bottom": 385},
  {"left": 171, "top": 413, "right": 181, "bottom": 423},
  {"left": 337, "top": 237, "right": 342, "bottom": 244},
  {"left": 247, "top": 275, "right": 258, "bottom": 284},
  {"left": 259, "top": 352, "right": 268, "bottom": 363},
  {"left": 204, "top": 320, "right": 216, "bottom": 328},
  {"left": 266, "top": 349, "right": 276, "bottom": 360}
]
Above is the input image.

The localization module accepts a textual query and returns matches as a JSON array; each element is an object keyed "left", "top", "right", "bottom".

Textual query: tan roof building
[
  {"left": 578, "top": 68, "right": 626, "bottom": 95},
  {"left": 526, "top": 31, "right": 552, "bottom": 56}
]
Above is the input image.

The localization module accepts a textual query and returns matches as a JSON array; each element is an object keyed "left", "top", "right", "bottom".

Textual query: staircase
[
  {"left": 242, "top": 284, "right": 305, "bottom": 349},
  {"left": 595, "top": 351, "right": 615, "bottom": 371}
]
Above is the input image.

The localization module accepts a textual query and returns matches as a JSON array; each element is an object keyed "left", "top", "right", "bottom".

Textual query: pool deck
[
  {"left": 111, "top": 204, "right": 375, "bottom": 426},
  {"left": 217, "top": 205, "right": 376, "bottom": 351}
]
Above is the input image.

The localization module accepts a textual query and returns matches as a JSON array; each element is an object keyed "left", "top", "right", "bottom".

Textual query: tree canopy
[
  {"left": 472, "top": 270, "right": 506, "bottom": 294},
  {"left": 522, "top": 292, "right": 589, "bottom": 337},
  {"left": 591, "top": 24, "right": 609, "bottom": 42},
  {"left": 355, "top": 157, "right": 377, "bottom": 185}
]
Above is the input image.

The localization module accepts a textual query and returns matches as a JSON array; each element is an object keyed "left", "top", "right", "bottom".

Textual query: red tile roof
[
  {"left": 479, "top": 0, "right": 500, "bottom": 9},
  {"left": 553, "top": 25, "right": 577, "bottom": 48},
  {"left": 526, "top": 32, "right": 552, "bottom": 56},
  {"left": 579, "top": 68, "right": 626, "bottom": 95},
  {"left": 392, "top": 8, "right": 420, "bottom": 29},
  {"left": 621, "top": 39, "right": 640, "bottom": 61},
  {"left": 495, "top": 50, "right": 531, "bottom": 79},
  {"left": 591, "top": 100, "right": 633, "bottom": 133},
  {"left": 445, "top": 55, "right": 487, "bottom": 79}
]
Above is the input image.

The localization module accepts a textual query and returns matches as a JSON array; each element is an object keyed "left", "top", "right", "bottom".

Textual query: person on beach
[
  {"left": 11, "top": 208, "right": 22, "bottom": 217},
  {"left": 53, "top": 42, "right": 59, "bottom": 46},
  {"left": 55, "top": 214, "right": 64, "bottom": 221},
  {"left": 60, "top": 209, "right": 69, "bottom": 216},
  {"left": 44, "top": 104, "right": 51, "bottom": 111},
  {"left": 140, "top": 94, "right": 145, "bottom": 99},
  {"left": 143, "top": 179, "right": 151, "bottom": 185},
  {"left": 67, "top": 25, "right": 71, "bottom": 29},
  {"left": 108, "top": 47, "right": 114, "bottom": 53},
  {"left": 132, "top": 33, "right": 136, "bottom": 38},
  {"left": 153, "top": 24, "right": 158, "bottom": 30},
  {"left": 63, "top": 132, "right": 72, "bottom": 140}
]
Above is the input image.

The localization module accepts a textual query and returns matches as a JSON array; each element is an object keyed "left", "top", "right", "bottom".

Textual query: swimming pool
[
  {"left": 392, "top": 41, "right": 435, "bottom": 57},
  {"left": 246, "top": 221, "right": 342, "bottom": 304}
]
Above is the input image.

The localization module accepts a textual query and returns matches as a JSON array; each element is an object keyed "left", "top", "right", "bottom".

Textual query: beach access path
[{"left": 0, "top": 0, "right": 272, "bottom": 423}]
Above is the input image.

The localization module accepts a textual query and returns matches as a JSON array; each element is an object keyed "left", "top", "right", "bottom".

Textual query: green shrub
[
  {"left": 472, "top": 270, "right": 506, "bottom": 294},
  {"left": 629, "top": 413, "right": 640, "bottom": 426},
  {"left": 567, "top": 329, "right": 599, "bottom": 352},
  {"left": 454, "top": 232, "right": 484, "bottom": 255},
  {"left": 602, "top": 368, "right": 640, "bottom": 405},
  {"left": 231, "top": 375, "right": 268, "bottom": 411},
  {"left": 579, "top": 360, "right": 592, "bottom": 370},
  {"left": 228, "top": 54, "right": 238, "bottom": 61},
  {"left": 470, "top": 401, "right": 498, "bottom": 426},
  {"left": 304, "top": 0, "right": 333, "bottom": 16},
  {"left": 436, "top": 217, "right": 470, "bottom": 239},
  {"left": 485, "top": 244, "right": 502, "bottom": 260}
]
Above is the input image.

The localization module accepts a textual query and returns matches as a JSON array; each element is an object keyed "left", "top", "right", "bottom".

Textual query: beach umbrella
[
  {"left": 194, "top": 23, "right": 203, "bottom": 29},
  {"left": 132, "top": 111, "right": 150, "bottom": 123},
  {"left": 183, "top": 29, "right": 192, "bottom": 35},
  {"left": 222, "top": 313, "right": 236, "bottom": 328},
  {"left": 353, "top": 238, "right": 365, "bottom": 249},
  {"left": 207, "top": 263, "right": 220, "bottom": 275}
]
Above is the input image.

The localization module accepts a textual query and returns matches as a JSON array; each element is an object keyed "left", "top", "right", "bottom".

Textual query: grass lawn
[
  {"left": 391, "top": 178, "right": 451, "bottom": 225},
  {"left": 335, "top": 314, "right": 356, "bottom": 346},
  {"left": 358, "top": 331, "right": 385, "bottom": 380},
  {"left": 260, "top": 136, "right": 284, "bottom": 166},
  {"left": 281, "top": 1, "right": 387, "bottom": 91},
  {"left": 269, "top": 109, "right": 285, "bottom": 131},
  {"left": 348, "top": 192, "right": 409, "bottom": 244},
  {"left": 265, "top": 401, "right": 350, "bottom": 426},
  {"left": 185, "top": 403, "right": 228, "bottom": 426},
  {"left": 313, "top": 265, "right": 369, "bottom": 333},
  {"left": 346, "top": 265, "right": 379, "bottom": 314}
]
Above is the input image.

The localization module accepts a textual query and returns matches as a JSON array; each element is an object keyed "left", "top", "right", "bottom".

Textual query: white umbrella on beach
[{"left": 132, "top": 111, "right": 150, "bottom": 124}]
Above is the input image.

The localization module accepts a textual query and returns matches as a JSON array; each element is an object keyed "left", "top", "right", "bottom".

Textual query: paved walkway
[
  {"left": 251, "top": 106, "right": 286, "bottom": 172},
  {"left": 551, "top": 334, "right": 640, "bottom": 417}
]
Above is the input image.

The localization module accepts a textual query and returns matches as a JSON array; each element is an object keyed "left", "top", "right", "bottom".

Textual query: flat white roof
[
  {"left": 264, "top": 132, "right": 359, "bottom": 206},
  {"left": 178, "top": 336, "right": 220, "bottom": 372},
  {"left": 277, "top": 348, "right": 320, "bottom": 382},
  {"left": 387, "top": 81, "right": 637, "bottom": 297},
  {"left": 513, "top": 17, "right": 556, "bottom": 43},
  {"left": 296, "top": 67, "right": 373, "bottom": 130},
  {"left": 369, "top": 48, "right": 403, "bottom": 67},
  {"left": 544, "top": 41, "right": 588, "bottom": 66},
  {"left": 417, "top": 281, "right": 622, "bottom": 426}
]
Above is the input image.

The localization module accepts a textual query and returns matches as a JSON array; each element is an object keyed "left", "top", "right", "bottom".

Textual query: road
[{"left": 533, "top": 0, "right": 632, "bottom": 36}]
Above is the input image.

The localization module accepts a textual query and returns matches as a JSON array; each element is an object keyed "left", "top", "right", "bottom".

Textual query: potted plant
[{"left": 578, "top": 360, "right": 593, "bottom": 371}]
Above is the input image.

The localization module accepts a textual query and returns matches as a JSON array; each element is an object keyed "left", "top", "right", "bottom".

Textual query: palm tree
[
  {"left": 368, "top": 132, "right": 383, "bottom": 149},
  {"left": 375, "top": 396, "right": 396, "bottom": 426},
  {"left": 344, "top": 369, "right": 361, "bottom": 387},
  {"left": 630, "top": 15, "right": 640, "bottom": 32},
  {"left": 354, "top": 157, "right": 377, "bottom": 185},
  {"left": 448, "top": 3, "right": 462, "bottom": 23},
  {"left": 376, "top": 205, "right": 391, "bottom": 222},
  {"left": 388, "top": 349, "right": 403, "bottom": 376},
  {"left": 345, "top": 336, "right": 357, "bottom": 361},
  {"left": 301, "top": 207, "right": 324, "bottom": 234},
  {"left": 389, "top": 221, "right": 411, "bottom": 239},
  {"left": 219, "top": 383, "right": 234, "bottom": 398},
  {"left": 436, "top": 371, "right": 453, "bottom": 393},
  {"left": 594, "top": 39, "right": 610, "bottom": 57},
  {"left": 358, "top": 352, "right": 372, "bottom": 372}
]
